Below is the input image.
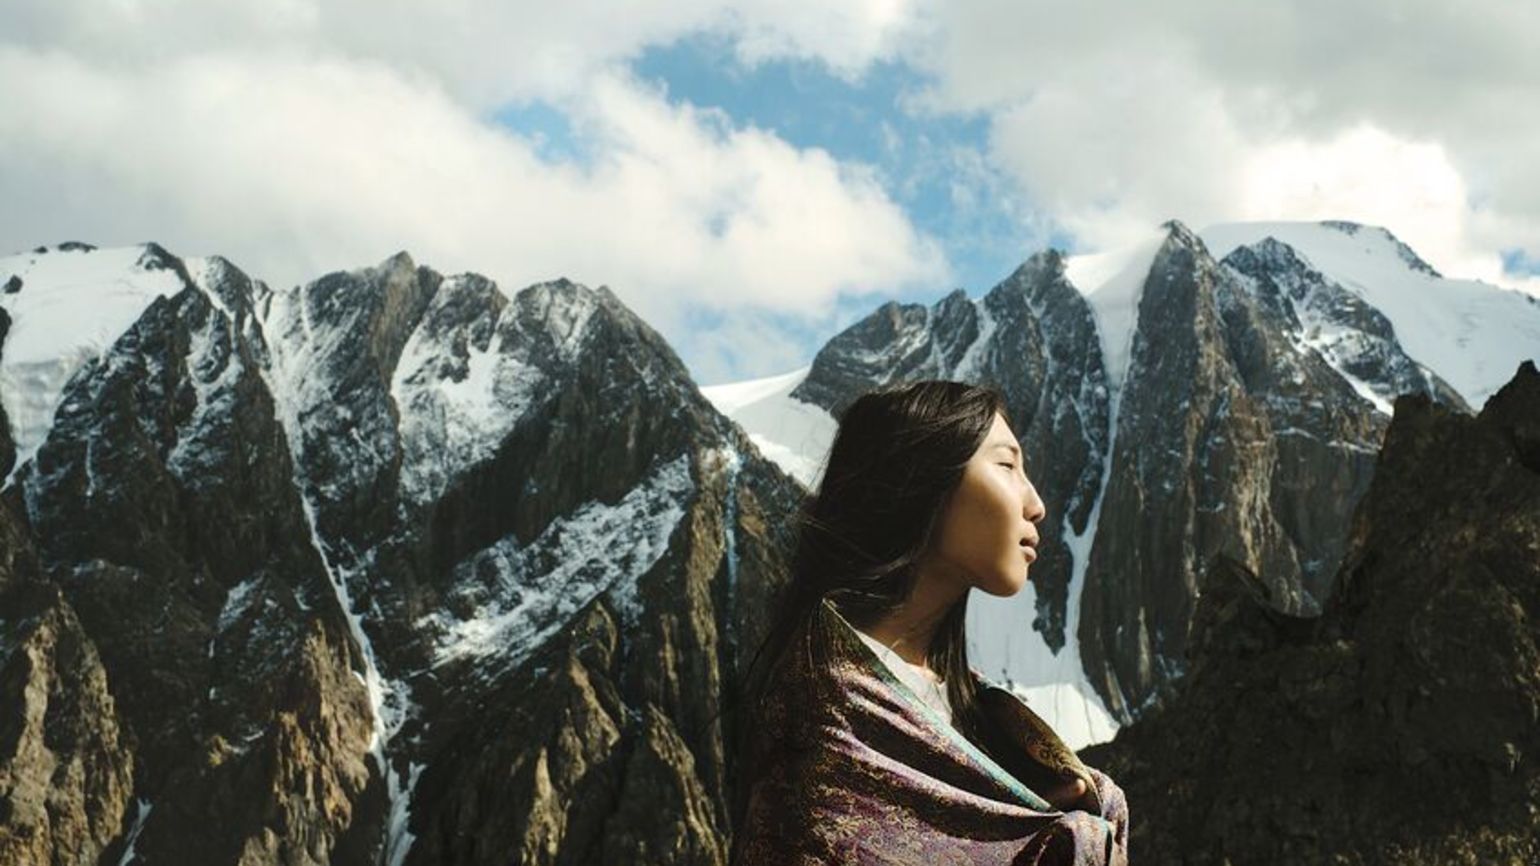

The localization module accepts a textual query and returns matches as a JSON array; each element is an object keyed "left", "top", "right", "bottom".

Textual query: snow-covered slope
[
  {"left": 966, "top": 580, "right": 1120, "bottom": 749},
  {"left": 0, "top": 243, "right": 186, "bottom": 488},
  {"left": 390, "top": 275, "right": 554, "bottom": 506},
  {"left": 1200, "top": 221, "right": 1540, "bottom": 409},
  {"left": 699, "top": 366, "right": 836, "bottom": 489},
  {"left": 1064, "top": 230, "right": 1165, "bottom": 391}
]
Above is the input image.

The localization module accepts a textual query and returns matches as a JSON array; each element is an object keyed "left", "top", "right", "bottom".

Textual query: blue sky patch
[
  {"left": 1502, "top": 247, "right": 1540, "bottom": 277},
  {"left": 633, "top": 34, "right": 1069, "bottom": 299},
  {"left": 492, "top": 34, "right": 1082, "bottom": 382},
  {"left": 493, "top": 101, "right": 589, "bottom": 165}
]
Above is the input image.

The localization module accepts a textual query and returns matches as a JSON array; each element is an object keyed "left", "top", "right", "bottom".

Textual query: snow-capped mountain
[
  {"left": 1202, "top": 220, "right": 1540, "bottom": 409},
  {"left": 0, "top": 242, "right": 804, "bottom": 866},
  {"left": 706, "top": 219, "right": 1539, "bottom": 728},
  {"left": 2, "top": 220, "right": 1535, "bottom": 866}
]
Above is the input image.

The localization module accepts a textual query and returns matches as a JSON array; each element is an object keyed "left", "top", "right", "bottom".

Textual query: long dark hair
[{"left": 729, "top": 378, "right": 1011, "bottom": 827}]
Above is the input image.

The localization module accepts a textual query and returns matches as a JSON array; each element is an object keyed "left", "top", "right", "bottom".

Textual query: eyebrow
[{"left": 993, "top": 443, "right": 1021, "bottom": 456}]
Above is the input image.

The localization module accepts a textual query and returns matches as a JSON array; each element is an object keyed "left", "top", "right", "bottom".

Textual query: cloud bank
[
  {"left": 916, "top": 0, "right": 1540, "bottom": 290},
  {"left": 2, "top": 0, "right": 1535, "bottom": 383}
]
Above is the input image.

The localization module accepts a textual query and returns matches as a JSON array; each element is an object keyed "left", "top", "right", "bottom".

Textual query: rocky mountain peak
[
  {"left": 1067, "top": 209, "right": 1476, "bottom": 720},
  {"left": 1222, "top": 236, "right": 1318, "bottom": 281},
  {"left": 379, "top": 249, "right": 417, "bottom": 275},
  {"left": 1478, "top": 360, "right": 1540, "bottom": 471},
  {"left": 1135, "top": 219, "right": 1225, "bottom": 315},
  {"left": 0, "top": 239, "right": 809, "bottom": 866},
  {"left": 135, "top": 242, "right": 187, "bottom": 275},
  {"left": 988, "top": 249, "right": 1069, "bottom": 305},
  {"left": 788, "top": 296, "right": 938, "bottom": 415},
  {"left": 1158, "top": 218, "right": 1209, "bottom": 255},
  {"left": 520, "top": 275, "right": 589, "bottom": 311},
  {"left": 935, "top": 286, "right": 972, "bottom": 316}
]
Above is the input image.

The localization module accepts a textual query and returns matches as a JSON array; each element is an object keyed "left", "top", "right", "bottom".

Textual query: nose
[{"left": 1024, "top": 480, "right": 1046, "bottom": 524}]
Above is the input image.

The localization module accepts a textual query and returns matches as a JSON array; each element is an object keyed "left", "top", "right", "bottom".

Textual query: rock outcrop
[{"left": 1081, "top": 361, "right": 1540, "bottom": 864}]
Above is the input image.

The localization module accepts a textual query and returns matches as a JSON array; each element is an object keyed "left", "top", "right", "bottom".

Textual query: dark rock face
[
  {"left": 1075, "top": 223, "right": 1453, "bottom": 720},
  {"left": 1081, "top": 362, "right": 1540, "bottom": 865},
  {"left": 0, "top": 244, "right": 804, "bottom": 865},
  {"left": 0, "top": 385, "right": 134, "bottom": 866},
  {"left": 9, "top": 253, "right": 377, "bottom": 863},
  {"left": 0, "top": 306, "right": 13, "bottom": 479},
  {"left": 789, "top": 220, "right": 1462, "bottom": 720},
  {"left": 792, "top": 252, "right": 1112, "bottom": 650},
  {"left": 985, "top": 254, "right": 1113, "bottom": 647},
  {"left": 0, "top": 582, "right": 135, "bottom": 866}
]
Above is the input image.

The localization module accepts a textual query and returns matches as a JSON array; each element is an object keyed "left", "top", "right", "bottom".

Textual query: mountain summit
[
  {"left": 0, "top": 241, "right": 803, "bottom": 866},
  {"left": 709, "top": 218, "right": 1539, "bottom": 731}
]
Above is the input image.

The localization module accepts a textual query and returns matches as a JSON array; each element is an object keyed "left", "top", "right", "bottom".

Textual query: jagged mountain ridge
[
  {"left": 1, "top": 218, "right": 1536, "bottom": 864},
  {"left": 0, "top": 242, "right": 804, "bottom": 866},
  {"left": 711, "top": 218, "right": 1538, "bottom": 728}
]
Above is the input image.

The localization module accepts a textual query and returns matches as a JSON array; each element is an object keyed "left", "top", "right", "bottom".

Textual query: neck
[{"left": 860, "top": 559, "right": 969, "bottom": 670}]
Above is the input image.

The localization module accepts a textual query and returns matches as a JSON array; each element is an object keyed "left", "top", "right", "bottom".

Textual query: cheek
[{"left": 943, "top": 478, "right": 1013, "bottom": 552}]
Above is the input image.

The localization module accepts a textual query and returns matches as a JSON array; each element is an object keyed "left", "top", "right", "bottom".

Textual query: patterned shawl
[{"left": 733, "top": 598, "right": 1129, "bottom": 865}]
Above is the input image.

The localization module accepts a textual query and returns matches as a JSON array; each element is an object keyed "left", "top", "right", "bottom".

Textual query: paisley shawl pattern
[{"left": 734, "top": 599, "right": 1129, "bottom": 865}]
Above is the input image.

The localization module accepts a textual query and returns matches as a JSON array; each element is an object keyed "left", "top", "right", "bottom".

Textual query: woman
[{"left": 730, "top": 380, "right": 1129, "bottom": 864}]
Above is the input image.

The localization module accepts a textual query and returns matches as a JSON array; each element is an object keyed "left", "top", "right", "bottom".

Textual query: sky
[{"left": 2, "top": 1, "right": 1538, "bottom": 385}]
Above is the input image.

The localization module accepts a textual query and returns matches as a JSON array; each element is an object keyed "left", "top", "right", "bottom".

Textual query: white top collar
[{"left": 851, "top": 627, "right": 954, "bottom": 723}]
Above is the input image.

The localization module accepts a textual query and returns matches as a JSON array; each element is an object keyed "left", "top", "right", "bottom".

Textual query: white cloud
[
  {"left": 1234, "top": 126, "right": 1540, "bottom": 292},
  {"left": 0, "top": 0, "right": 944, "bottom": 382},
  {"left": 726, "top": 0, "right": 926, "bottom": 78},
  {"left": 914, "top": 0, "right": 1540, "bottom": 292},
  {"left": 4, "top": 0, "right": 1537, "bottom": 386},
  {"left": 2, "top": 0, "right": 926, "bottom": 105},
  {"left": 983, "top": 51, "right": 1246, "bottom": 251}
]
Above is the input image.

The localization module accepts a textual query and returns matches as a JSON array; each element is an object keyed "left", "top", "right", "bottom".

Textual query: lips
[{"left": 1019, "top": 538, "right": 1038, "bottom": 562}]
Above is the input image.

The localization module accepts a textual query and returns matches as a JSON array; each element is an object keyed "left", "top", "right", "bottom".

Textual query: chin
[{"left": 979, "top": 569, "right": 1028, "bottom": 597}]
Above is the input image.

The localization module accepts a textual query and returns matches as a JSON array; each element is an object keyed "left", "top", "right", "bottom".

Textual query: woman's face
[{"left": 925, "top": 412, "right": 1046, "bottom": 597}]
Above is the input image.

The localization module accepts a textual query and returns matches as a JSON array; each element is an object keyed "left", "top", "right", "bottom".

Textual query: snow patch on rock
[
  {"left": 0, "top": 244, "right": 183, "bottom": 489},
  {"left": 391, "top": 276, "right": 546, "bottom": 505},
  {"left": 700, "top": 366, "right": 835, "bottom": 489},
  {"left": 1065, "top": 230, "right": 1166, "bottom": 392},
  {"left": 419, "top": 452, "right": 693, "bottom": 670}
]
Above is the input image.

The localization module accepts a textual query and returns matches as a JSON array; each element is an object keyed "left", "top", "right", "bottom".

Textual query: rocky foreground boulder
[{"left": 1081, "top": 361, "right": 1540, "bottom": 864}]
